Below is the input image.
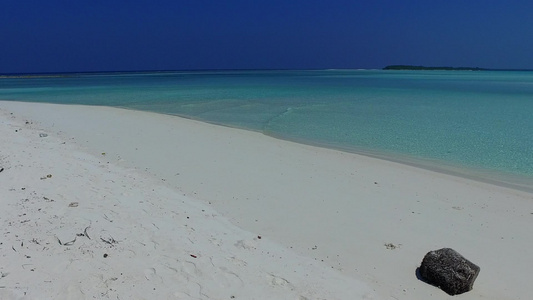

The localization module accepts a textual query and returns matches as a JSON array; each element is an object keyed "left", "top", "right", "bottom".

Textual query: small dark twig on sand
[
  {"left": 84, "top": 226, "right": 91, "bottom": 239},
  {"left": 100, "top": 236, "right": 118, "bottom": 246},
  {"left": 57, "top": 236, "right": 76, "bottom": 246}
]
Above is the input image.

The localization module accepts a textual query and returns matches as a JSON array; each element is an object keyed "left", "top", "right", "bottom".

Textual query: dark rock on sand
[{"left": 419, "top": 248, "right": 480, "bottom": 295}]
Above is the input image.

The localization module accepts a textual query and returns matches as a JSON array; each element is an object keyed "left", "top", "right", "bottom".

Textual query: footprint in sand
[
  {"left": 144, "top": 267, "right": 162, "bottom": 282},
  {"left": 217, "top": 266, "right": 244, "bottom": 288},
  {"left": 268, "top": 273, "right": 294, "bottom": 289},
  {"left": 234, "top": 239, "right": 256, "bottom": 250},
  {"left": 227, "top": 256, "right": 248, "bottom": 267},
  {"left": 181, "top": 260, "right": 202, "bottom": 278}
]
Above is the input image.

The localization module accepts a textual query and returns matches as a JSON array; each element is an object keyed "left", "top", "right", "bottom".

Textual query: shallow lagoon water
[{"left": 1, "top": 70, "right": 532, "bottom": 188}]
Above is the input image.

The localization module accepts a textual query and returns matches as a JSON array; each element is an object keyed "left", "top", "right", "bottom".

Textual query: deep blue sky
[{"left": 2, "top": 0, "right": 533, "bottom": 73}]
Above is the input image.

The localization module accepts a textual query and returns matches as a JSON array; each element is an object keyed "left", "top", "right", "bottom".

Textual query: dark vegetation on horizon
[{"left": 383, "top": 65, "right": 486, "bottom": 71}]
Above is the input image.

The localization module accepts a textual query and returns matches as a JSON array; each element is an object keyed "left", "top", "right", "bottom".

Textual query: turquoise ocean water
[{"left": 1, "top": 70, "right": 532, "bottom": 189}]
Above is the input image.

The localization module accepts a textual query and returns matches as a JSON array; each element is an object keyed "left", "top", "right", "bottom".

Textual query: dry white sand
[{"left": 1, "top": 101, "right": 533, "bottom": 300}]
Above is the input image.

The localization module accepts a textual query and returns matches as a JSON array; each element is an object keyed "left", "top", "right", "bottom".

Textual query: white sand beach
[{"left": 1, "top": 101, "right": 533, "bottom": 300}]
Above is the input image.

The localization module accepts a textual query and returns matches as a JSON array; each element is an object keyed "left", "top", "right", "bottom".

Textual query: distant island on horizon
[{"left": 383, "top": 65, "right": 486, "bottom": 71}]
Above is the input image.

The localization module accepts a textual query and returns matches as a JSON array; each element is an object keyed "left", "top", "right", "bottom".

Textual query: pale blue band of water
[{"left": 1, "top": 70, "right": 532, "bottom": 188}]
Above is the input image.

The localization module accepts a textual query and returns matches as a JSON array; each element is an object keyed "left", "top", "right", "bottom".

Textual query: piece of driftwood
[{"left": 419, "top": 248, "right": 480, "bottom": 295}]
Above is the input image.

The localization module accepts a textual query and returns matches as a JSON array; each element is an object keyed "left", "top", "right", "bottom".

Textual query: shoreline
[
  {"left": 120, "top": 105, "right": 533, "bottom": 194},
  {"left": 263, "top": 130, "right": 533, "bottom": 194},
  {"left": 2, "top": 100, "right": 533, "bottom": 299}
]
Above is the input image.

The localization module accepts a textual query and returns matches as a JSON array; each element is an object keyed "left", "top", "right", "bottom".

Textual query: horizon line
[{"left": 2, "top": 67, "right": 533, "bottom": 76}]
